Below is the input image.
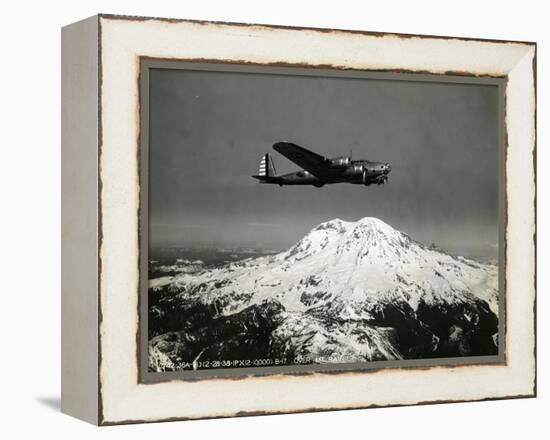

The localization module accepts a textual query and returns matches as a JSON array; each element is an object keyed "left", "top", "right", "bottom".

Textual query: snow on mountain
[
  {"left": 148, "top": 217, "right": 499, "bottom": 372},
  {"left": 161, "top": 217, "right": 497, "bottom": 314}
]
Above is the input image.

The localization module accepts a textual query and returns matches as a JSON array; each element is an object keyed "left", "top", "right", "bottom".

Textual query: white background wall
[{"left": 0, "top": 0, "right": 546, "bottom": 437}]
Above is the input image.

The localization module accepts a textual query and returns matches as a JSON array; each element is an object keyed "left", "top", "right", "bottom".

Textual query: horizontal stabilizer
[{"left": 251, "top": 175, "right": 283, "bottom": 183}]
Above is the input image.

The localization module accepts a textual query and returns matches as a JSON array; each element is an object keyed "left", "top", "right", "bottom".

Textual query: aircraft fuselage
[
  {"left": 276, "top": 160, "right": 390, "bottom": 187},
  {"left": 252, "top": 142, "right": 391, "bottom": 188}
]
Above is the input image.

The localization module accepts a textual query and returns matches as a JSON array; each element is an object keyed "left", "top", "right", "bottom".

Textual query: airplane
[{"left": 252, "top": 142, "right": 391, "bottom": 188}]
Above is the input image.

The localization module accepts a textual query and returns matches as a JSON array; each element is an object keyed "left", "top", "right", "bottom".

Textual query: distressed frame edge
[
  {"left": 503, "top": 44, "right": 537, "bottom": 400},
  {"left": 94, "top": 15, "right": 537, "bottom": 425},
  {"left": 60, "top": 14, "right": 101, "bottom": 425},
  {"left": 97, "top": 12, "right": 537, "bottom": 47},
  {"left": 100, "top": 393, "right": 536, "bottom": 427}
]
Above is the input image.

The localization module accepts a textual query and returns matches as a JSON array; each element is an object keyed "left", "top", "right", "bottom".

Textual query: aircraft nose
[{"left": 384, "top": 163, "right": 391, "bottom": 174}]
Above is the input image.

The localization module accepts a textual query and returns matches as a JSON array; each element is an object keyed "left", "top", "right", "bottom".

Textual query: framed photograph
[{"left": 61, "top": 14, "right": 536, "bottom": 425}]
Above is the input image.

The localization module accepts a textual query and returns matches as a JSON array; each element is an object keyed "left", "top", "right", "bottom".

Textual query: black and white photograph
[
  {"left": 2, "top": 0, "right": 541, "bottom": 432},
  {"left": 144, "top": 65, "right": 503, "bottom": 375}
]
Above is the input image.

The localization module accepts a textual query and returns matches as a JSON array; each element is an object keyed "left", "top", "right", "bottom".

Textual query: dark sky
[{"left": 148, "top": 68, "right": 500, "bottom": 257}]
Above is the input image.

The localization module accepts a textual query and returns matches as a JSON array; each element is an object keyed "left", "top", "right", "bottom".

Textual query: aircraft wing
[{"left": 272, "top": 142, "right": 330, "bottom": 178}]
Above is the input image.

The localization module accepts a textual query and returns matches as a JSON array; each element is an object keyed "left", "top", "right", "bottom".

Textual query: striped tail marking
[
  {"left": 259, "top": 154, "right": 267, "bottom": 176},
  {"left": 258, "top": 153, "right": 276, "bottom": 177}
]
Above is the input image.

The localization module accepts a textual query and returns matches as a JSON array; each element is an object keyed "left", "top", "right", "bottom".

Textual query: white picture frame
[{"left": 61, "top": 14, "right": 536, "bottom": 425}]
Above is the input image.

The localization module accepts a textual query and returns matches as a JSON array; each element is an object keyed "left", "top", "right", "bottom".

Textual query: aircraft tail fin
[
  {"left": 258, "top": 153, "right": 277, "bottom": 177},
  {"left": 252, "top": 153, "right": 281, "bottom": 183}
]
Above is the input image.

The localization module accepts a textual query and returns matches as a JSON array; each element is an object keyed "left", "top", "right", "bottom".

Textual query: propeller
[{"left": 377, "top": 175, "right": 388, "bottom": 186}]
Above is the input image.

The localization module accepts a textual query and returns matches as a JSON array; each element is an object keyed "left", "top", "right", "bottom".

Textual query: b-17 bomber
[{"left": 252, "top": 142, "right": 391, "bottom": 188}]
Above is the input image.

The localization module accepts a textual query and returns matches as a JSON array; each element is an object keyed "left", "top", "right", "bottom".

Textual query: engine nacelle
[
  {"left": 329, "top": 156, "right": 351, "bottom": 168},
  {"left": 362, "top": 166, "right": 378, "bottom": 185}
]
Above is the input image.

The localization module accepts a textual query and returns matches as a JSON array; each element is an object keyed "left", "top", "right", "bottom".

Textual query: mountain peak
[
  {"left": 312, "top": 217, "right": 402, "bottom": 244},
  {"left": 352, "top": 217, "right": 397, "bottom": 235},
  {"left": 285, "top": 217, "right": 407, "bottom": 264},
  {"left": 355, "top": 216, "right": 391, "bottom": 227},
  {"left": 313, "top": 218, "right": 349, "bottom": 232},
  {"left": 351, "top": 217, "right": 403, "bottom": 240},
  {"left": 313, "top": 217, "right": 393, "bottom": 233}
]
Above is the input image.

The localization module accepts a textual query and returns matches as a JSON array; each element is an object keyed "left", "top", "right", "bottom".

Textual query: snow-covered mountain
[{"left": 148, "top": 218, "right": 499, "bottom": 372}]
